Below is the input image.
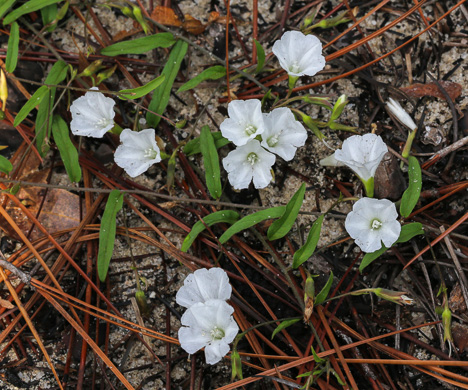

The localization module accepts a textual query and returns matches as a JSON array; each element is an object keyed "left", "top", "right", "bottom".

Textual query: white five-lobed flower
[
  {"left": 178, "top": 299, "right": 239, "bottom": 365},
  {"left": 176, "top": 268, "right": 232, "bottom": 309},
  {"left": 114, "top": 128, "right": 161, "bottom": 177},
  {"left": 220, "top": 99, "right": 265, "bottom": 146},
  {"left": 272, "top": 31, "right": 326, "bottom": 77},
  {"left": 70, "top": 87, "right": 116, "bottom": 138},
  {"left": 261, "top": 108, "right": 308, "bottom": 161},
  {"left": 386, "top": 98, "right": 417, "bottom": 130},
  {"left": 345, "top": 197, "right": 401, "bottom": 253},
  {"left": 334, "top": 133, "right": 388, "bottom": 181},
  {"left": 223, "top": 139, "right": 276, "bottom": 190}
]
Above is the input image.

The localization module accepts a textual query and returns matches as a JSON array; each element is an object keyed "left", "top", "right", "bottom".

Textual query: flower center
[
  {"left": 210, "top": 326, "right": 225, "bottom": 340},
  {"left": 247, "top": 152, "right": 258, "bottom": 165},
  {"left": 267, "top": 135, "right": 279, "bottom": 147},
  {"left": 289, "top": 61, "right": 301, "bottom": 74},
  {"left": 370, "top": 219, "right": 383, "bottom": 230},
  {"left": 95, "top": 118, "right": 112, "bottom": 129},
  {"left": 143, "top": 148, "right": 158, "bottom": 159},
  {"left": 244, "top": 125, "right": 257, "bottom": 136}
]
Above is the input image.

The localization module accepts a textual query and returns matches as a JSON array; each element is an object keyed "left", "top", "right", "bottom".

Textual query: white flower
[
  {"left": 334, "top": 134, "right": 388, "bottom": 181},
  {"left": 220, "top": 99, "right": 265, "bottom": 146},
  {"left": 70, "top": 87, "right": 115, "bottom": 138},
  {"left": 260, "top": 107, "right": 308, "bottom": 161},
  {"left": 386, "top": 98, "right": 417, "bottom": 130},
  {"left": 223, "top": 140, "right": 276, "bottom": 189},
  {"left": 178, "top": 299, "right": 239, "bottom": 365},
  {"left": 176, "top": 268, "right": 232, "bottom": 309},
  {"left": 272, "top": 31, "right": 326, "bottom": 77},
  {"left": 345, "top": 198, "right": 401, "bottom": 253},
  {"left": 114, "top": 128, "right": 161, "bottom": 177}
]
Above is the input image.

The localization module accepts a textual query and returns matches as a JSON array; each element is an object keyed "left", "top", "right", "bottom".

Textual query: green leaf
[
  {"left": 146, "top": 40, "right": 188, "bottom": 128},
  {"left": 3, "top": 0, "right": 63, "bottom": 24},
  {"left": 267, "top": 183, "right": 306, "bottom": 241},
  {"left": 5, "top": 22, "right": 19, "bottom": 73},
  {"left": 118, "top": 74, "right": 165, "bottom": 100},
  {"left": 292, "top": 215, "right": 324, "bottom": 269},
  {"left": 360, "top": 246, "right": 387, "bottom": 273},
  {"left": 253, "top": 39, "right": 265, "bottom": 73},
  {"left": 219, "top": 206, "right": 286, "bottom": 244},
  {"left": 183, "top": 132, "right": 229, "bottom": 156},
  {"left": 101, "top": 32, "right": 175, "bottom": 56},
  {"left": 51, "top": 115, "right": 81, "bottom": 183},
  {"left": 98, "top": 190, "right": 124, "bottom": 282},
  {"left": 311, "top": 345, "right": 326, "bottom": 364},
  {"left": 314, "top": 272, "right": 334, "bottom": 305},
  {"left": 200, "top": 126, "right": 222, "bottom": 199},
  {"left": 0, "top": 155, "right": 13, "bottom": 175},
  {"left": 271, "top": 318, "right": 301, "bottom": 339},
  {"left": 396, "top": 222, "right": 424, "bottom": 243},
  {"left": 181, "top": 210, "right": 239, "bottom": 252},
  {"left": 359, "top": 223, "right": 424, "bottom": 272},
  {"left": 177, "top": 65, "right": 226, "bottom": 93},
  {"left": 0, "top": 0, "right": 16, "bottom": 19},
  {"left": 14, "top": 85, "right": 48, "bottom": 127},
  {"left": 41, "top": 3, "right": 57, "bottom": 32},
  {"left": 400, "top": 156, "right": 422, "bottom": 218},
  {"left": 35, "top": 60, "right": 68, "bottom": 155}
]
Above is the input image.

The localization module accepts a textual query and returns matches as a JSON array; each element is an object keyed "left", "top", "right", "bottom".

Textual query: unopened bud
[
  {"left": 0, "top": 69, "right": 8, "bottom": 109},
  {"left": 231, "top": 349, "right": 243, "bottom": 380},
  {"left": 373, "top": 288, "right": 414, "bottom": 306},
  {"left": 135, "top": 290, "right": 150, "bottom": 316},
  {"left": 304, "top": 274, "right": 315, "bottom": 322},
  {"left": 442, "top": 307, "right": 452, "bottom": 343},
  {"left": 330, "top": 94, "right": 348, "bottom": 122},
  {"left": 79, "top": 60, "right": 104, "bottom": 78}
]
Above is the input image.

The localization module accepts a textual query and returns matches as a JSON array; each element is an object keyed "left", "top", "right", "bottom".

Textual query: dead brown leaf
[
  {"left": 182, "top": 15, "right": 206, "bottom": 35},
  {"left": 150, "top": 6, "right": 182, "bottom": 27},
  {"left": 0, "top": 298, "right": 14, "bottom": 309},
  {"left": 400, "top": 81, "right": 462, "bottom": 101}
]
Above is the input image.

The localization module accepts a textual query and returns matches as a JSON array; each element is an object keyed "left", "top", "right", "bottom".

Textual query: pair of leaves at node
[
  {"left": 181, "top": 183, "right": 307, "bottom": 252},
  {"left": 360, "top": 156, "right": 423, "bottom": 272}
]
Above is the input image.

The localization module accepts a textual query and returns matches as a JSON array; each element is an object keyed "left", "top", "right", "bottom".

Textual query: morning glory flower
[
  {"left": 70, "top": 87, "right": 115, "bottom": 138},
  {"left": 220, "top": 99, "right": 265, "bottom": 146},
  {"left": 176, "top": 268, "right": 232, "bottom": 309},
  {"left": 334, "top": 133, "right": 388, "bottom": 197},
  {"left": 260, "top": 107, "right": 308, "bottom": 161},
  {"left": 114, "top": 128, "right": 161, "bottom": 177},
  {"left": 178, "top": 299, "right": 239, "bottom": 365},
  {"left": 272, "top": 31, "right": 325, "bottom": 78},
  {"left": 345, "top": 197, "right": 401, "bottom": 253},
  {"left": 386, "top": 98, "right": 417, "bottom": 130},
  {"left": 223, "top": 139, "right": 276, "bottom": 189}
]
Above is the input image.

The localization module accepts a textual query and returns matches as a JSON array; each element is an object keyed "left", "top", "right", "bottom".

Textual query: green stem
[{"left": 402, "top": 128, "right": 418, "bottom": 160}]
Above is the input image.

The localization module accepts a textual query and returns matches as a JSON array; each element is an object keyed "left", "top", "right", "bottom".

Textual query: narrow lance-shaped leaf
[
  {"left": 181, "top": 210, "right": 239, "bottom": 252},
  {"left": 177, "top": 65, "right": 226, "bottom": 93},
  {"left": 36, "top": 60, "right": 68, "bottom": 156},
  {"left": 267, "top": 183, "right": 306, "bottom": 241},
  {"left": 51, "top": 115, "right": 81, "bottom": 183},
  {"left": 118, "top": 74, "right": 165, "bottom": 100},
  {"left": 271, "top": 318, "right": 301, "bottom": 339},
  {"left": 359, "top": 222, "right": 424, "bottom": 272},
  {"left": 146, "top": 40, "right": 188, "bottom": 128},
  {"left": 101, "top": 33, "right": 175, "bottom": 56},
  {"left": 41, "top": 3, "right": 58, "bottom": 32},
  {"left": 314, "top": 272, "right": 334, "bottom": 305},
  {"left": 253, "top": 39, "right": 265, "bottom": 73},
  {"left": 292, "top": 214, "right": 324, "bottom": 269},
  {"left": 219, "top": 206, "right": 286, "bottom": 244},
  {"left": 400, "top": 156, "right": 422, "bottom": 218},
  {"left": 0, "top": 0, "right": 16, "bottom": 19},
  {"left": 200, "top": 126, "right": 222, "bottom": 199},
  {"left": 183, "top": 132, "right": 229, "bottom": 156},
  {"left": 14, "top": 85, "right": 49, "bottom": 127},
  {"left": 6, "top": 22, "right": 19, "bottom": 73},
  {"left": 98, "top": 190, "right": 124, "bottom": 281},
  {"left": 0, "top": 155, "right": 13, "bottom": 175},
  {"left": 3, "top": 0, "right": 63, "bottom": 24}
]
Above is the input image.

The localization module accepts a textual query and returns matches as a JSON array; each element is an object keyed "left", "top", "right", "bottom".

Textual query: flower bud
[
  {"left": 79, "top": 60, "right": 104, "bottom": 78},
  {"left": 374, "top": 288, "right": 413, "bottom": 306},
  {"left": 442, "top": 307, "right": 452, "bottom": 343},
  {"left": 304, "top": 274, "right": 315, "bottom": 322},
  {"left": 231, "top": 349, "right": 243, "bottom": 380},
  {"left": 386, "top": 98, "right": 417, "bottom": 131},
  {"left": 135, "top": 290, "right": 150, "bottom": 316},
  {"left": 0, "top": 69, "right": 8, "bottom": 109},
  {"left": 330, "top": 94, "right": 348, "bottom": 122}
]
